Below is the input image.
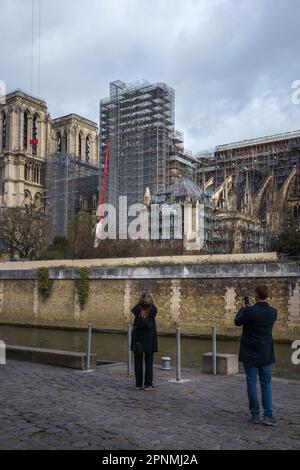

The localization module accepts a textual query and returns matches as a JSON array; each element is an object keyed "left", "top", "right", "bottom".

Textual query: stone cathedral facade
[{"left": 0, "top": 90, "right": 99, "bottom": 208}]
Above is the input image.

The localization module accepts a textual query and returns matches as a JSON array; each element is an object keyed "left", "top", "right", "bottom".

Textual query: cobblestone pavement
[{"left": 0, "top": 360, "right": 299, "bottom": 450}]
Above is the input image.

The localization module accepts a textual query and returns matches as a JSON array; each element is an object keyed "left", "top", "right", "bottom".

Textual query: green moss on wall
[
  {"left": 76, "top": 268, "right": 90, "bottom": 310},
  {"left": 37, "top": 267, "right": 54, "bottom": 299}
]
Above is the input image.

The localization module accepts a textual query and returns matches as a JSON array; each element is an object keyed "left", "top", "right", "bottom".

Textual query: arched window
[
  {"left": 24, "top": 112, "right": 29, "bottom": 149},
  {"left": 24, "top": 190, "right": 32, "bottom": 206},
  {"left": 32, "top": 115, "right": 38, "bottom": 156},
  {"left": 34, "top": 192, "right": 43, "bottom": 209},
  {"left": 86, "top": 136, "right": 90, "bottom": 163},
  {"left": 24, "top": 163, "right": 28, "bottom": 181},
  {"left": 1, "top": 112, "right": 7, "bottom": 150},
  {"left": 34, "top": 165, "right": 38, "bottom": 183},
  {"left": 62, "top": 131, "right": 68, "bottom": 153},
  {"left": 78, "top": 133, "right": 82, "bottom": 160},
  {"left": 25, "top": 162, "right": 32, "bottom": 182},
  {"left": 57, "top": 132, "right": 62, "bottom": 154}
]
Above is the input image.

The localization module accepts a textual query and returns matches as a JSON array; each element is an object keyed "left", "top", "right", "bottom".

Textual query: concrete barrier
[
  {"left": 202, "top": 353, "right": 239, "bottom": 375},
  {"left": 6, "top": 345, "right": 97, "bottom": 370}
]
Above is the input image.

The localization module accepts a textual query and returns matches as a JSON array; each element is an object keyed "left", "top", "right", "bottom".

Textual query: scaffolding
[
  {"left": 152, "top": 176, "right": 216, "bottom": 254},
  {"left": 168, "top": 131, "right": 196, "bottom": 185},
  {"left": 100, "top": 80, "right": 176, "bottom": 211},
  {"left": 44, "top": 153, "right": 99, "bottom": 238},
  {"left": 192, "top": 130, "right": 300, "bottom": 252},
  {"left": 196, "top": 130, "right": 300, "bottom": 204}
]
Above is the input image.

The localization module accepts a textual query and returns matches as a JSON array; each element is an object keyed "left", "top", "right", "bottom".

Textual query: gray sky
[{"left": 1, "top": 0, "right": 300, "bottom": 152}]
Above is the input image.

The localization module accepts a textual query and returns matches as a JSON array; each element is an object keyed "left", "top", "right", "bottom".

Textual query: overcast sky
[{"left": 1, "top": 0, "right": 300, "bottom": 152}]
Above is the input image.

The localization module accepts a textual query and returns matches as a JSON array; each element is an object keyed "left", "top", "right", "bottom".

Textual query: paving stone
[{"left": 0, "top": 360, "right": 299, "bottom": 450}]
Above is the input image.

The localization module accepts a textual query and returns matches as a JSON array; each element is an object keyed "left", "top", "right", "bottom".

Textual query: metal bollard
[
  {"left": 161, "top": 356, "right": 171, "bottom": 370},
  {"left": 86, "top": 323, "right": 92, "bottom": 371},
  {"left": 0, "top": 341, "right": 6, "bottom": 365},
  {"left": 127, "top": 324, "right": 132, "bottom": 376},
  {"left": 168, "top": 328, "right": 190, "bottom": 384},
  {"left": 176, "top": 328, "right": 181, "bottom": 381},
  {"left": 212, "top": 326, "right": 217, "bottom": 375}
]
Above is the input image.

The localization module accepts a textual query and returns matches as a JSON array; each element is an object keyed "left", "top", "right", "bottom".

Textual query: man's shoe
[
  {"left": 144, "top": 385, "right": 155, "bottom": 390},
  {"left": 263, "top": 416, "right": 277, "bottom": 426},
  {"left": 249, "top": 415, "right": 260, "bottom": 424},
  {"left": 136, "top": 386, "right": 143, "bottom": 390}
]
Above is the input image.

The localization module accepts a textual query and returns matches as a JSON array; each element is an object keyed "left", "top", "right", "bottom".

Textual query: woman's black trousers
[{"left": 134, "top": 353, "right": 154, "bottom": 388}]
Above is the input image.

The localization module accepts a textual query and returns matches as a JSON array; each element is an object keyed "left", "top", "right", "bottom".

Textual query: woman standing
[{"left": 131, "top": 293, "right": 158, "bottom": 390}]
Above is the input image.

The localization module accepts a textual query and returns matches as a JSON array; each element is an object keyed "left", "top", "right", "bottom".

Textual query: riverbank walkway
[{"left": 0, "top": 360, "right": 299, "bottom": 450}]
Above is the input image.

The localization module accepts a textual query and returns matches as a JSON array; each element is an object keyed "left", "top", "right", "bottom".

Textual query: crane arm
[{"left": 94, "top": 142, "right": 110, "bottom": 248}]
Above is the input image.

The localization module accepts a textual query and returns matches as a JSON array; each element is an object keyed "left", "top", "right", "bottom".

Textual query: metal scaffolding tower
[
  {"left": 44, "top": 153, "right": 99, "bottom": 238},
  {"left": 100, "top": 80, "right": 176, "bottom": 210}
]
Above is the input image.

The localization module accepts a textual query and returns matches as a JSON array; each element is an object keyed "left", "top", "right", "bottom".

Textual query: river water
[{"left": 0, "top": 325, "right": 299, "bottom": 381}]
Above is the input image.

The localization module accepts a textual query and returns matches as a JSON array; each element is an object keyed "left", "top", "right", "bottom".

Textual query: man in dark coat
[
  {"left": 131, "top": 293, "right": 158, "bottom": 390},
  {"left": 235, "top": 285, "right": 277, "bottom": 426}
]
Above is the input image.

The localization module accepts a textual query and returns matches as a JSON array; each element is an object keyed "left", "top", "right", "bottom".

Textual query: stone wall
[{"left": 0, "top": 254, "right": 299, "bottom": 341}]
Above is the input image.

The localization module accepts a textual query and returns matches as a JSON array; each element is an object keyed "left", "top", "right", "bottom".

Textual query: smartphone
[{"left": 244, "top": 296, "right": 250, "bottom": 306}]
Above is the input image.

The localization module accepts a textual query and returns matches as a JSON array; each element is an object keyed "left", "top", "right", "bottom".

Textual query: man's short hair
[{"left": 255, "top": 285, "right": 269, "bottom": 300}]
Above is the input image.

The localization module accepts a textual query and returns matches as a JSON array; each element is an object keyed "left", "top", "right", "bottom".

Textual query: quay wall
[{"left": 0, "top": 253, "right": 299, "bottom": 340}]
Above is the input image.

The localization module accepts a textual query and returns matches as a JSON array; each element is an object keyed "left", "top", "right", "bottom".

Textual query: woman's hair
[{"left": 139, "top": 292, "right": 154, "bottom": 308}]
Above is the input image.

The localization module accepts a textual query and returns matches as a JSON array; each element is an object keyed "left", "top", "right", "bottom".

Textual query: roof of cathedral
[
  {"left": 3, "top": 89, "right": 47, "bottom": 107},
  {"left": 52, "top": 113, "right": 98, "bottom": 128},
  {"left": 169, "top": 176, "right": 204, "bottom": 199}
]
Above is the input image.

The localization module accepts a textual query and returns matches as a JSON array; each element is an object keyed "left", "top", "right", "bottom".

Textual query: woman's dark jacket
[{"left": 131, "top": 304, "right": 158, "bottom": 354}]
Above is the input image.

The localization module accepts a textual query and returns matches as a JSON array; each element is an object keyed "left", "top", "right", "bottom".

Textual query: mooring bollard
[
  {"left": 161, "top": 356, "right": 171, "bottom": 370},
  {"left": 86, "top": 323, "right": 92, "bottom": 371},
  {"left": 0, "top": 341, "right": 6, "bottom": 366},
  {"left": 127, "top": 324, "right": 132, "bottom": 376},
  {"left": 168, "top": 328, "right": 190, "bottom": 384},
  {"left": 176, "top": 327, "right": 181, "bottom": 381},
  {"left": 212, "top": 326, "right": 217, "bottom": 375}
]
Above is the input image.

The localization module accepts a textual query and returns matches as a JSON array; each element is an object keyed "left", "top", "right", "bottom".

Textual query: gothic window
[
  {"left": 57, "top": 132, "right": 62, "bottom": 154},
  {"left": 1, "top": 112, "right": 7, "bottom": 150},
  {"left": 79, "top": 134, "right": 82, "bottom": 160},
  {"left": 24, "top": 190, "right": 32, "bottom": 206},
  {"left": 62, "top": 131, "right": 68, "bottom": 153},
  {"left": 24, "top": 112, "right": 28, "bottom": 149},
  {"left": 34, "top": 165, "right": 38, "bottom": 183},
  {"left": 86, "top": 136, "right": 90, "bottom": 163},
  {"left": 34, "top": 192, "right": 43, "bottom": 208},
  {"left": 25, "top": 163, "right": 28, "bottom": 181},
  {"left": 32, "top": 114, "right": 38, "bottom": 156}
]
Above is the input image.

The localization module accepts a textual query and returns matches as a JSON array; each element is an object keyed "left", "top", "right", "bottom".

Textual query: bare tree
[
  {"left": 67, "top": 211, "right": 95, "bottom": 259},
  {"left": 95, "top": 238, "right": 136, "bottom": 259},
  {"left": 0, "top": 205, "right": 50, "bottom": 259}
]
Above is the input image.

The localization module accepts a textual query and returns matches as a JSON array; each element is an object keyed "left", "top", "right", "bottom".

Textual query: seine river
[{"left": 0, "top": 324, "right": 299, "bottom": 381}]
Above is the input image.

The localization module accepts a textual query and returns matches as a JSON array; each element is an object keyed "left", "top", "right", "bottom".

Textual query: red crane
[{"left": 94, "top": 142, "right": 110, "bottom": 247}]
